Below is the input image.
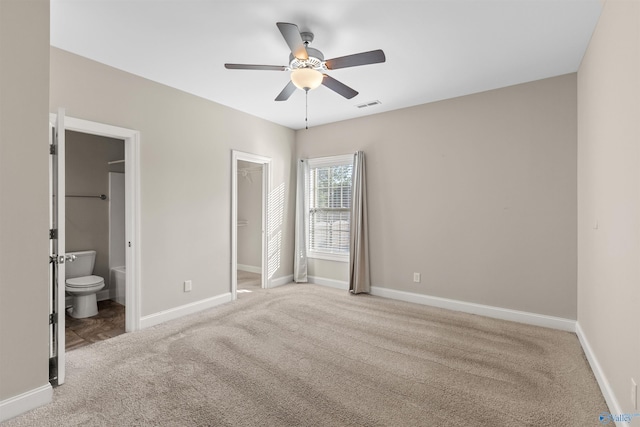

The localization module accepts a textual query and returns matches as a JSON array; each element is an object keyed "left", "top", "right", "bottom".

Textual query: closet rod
[{"left": 66, "top": 194, "right": 107, "bottom": 200}]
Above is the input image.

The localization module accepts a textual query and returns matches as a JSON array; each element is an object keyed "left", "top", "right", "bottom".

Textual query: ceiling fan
[{"left": 224, "top": 22, "right": 386, "bottom": 101}]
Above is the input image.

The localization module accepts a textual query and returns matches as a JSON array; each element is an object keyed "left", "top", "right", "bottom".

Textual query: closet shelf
[{"left": 237, "top": 220, "right": 248, "bottom": 227}]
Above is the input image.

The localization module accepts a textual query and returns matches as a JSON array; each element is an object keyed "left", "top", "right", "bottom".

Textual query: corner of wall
[{"left": 0, "top": 0, "right": 52, "bottom": 413}]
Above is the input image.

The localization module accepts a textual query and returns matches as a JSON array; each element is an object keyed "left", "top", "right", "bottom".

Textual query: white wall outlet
[
  {"left": 413, "top": 273, "right": 421, "bottom": 283},
  {"left": 632, "top": 378, "right": 637, "bottom": 410},
  {"left": 184, "top": 280, "right": 192, "bottom": 292}
]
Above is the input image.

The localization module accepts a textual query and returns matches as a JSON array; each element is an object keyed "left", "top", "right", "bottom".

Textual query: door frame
[
  {"left": 51, "top": 113, "right": 142, "bottom": 332},
  {"left": 49, "top": 110, "right": 66, "bottom": 385},
  {"left": 231, "top": 150, "right": 271, "bottom": 300}
]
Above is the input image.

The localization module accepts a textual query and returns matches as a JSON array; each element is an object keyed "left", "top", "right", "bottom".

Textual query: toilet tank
[{"left": 65, "top": 250, "right": 96, "bottom": 279}]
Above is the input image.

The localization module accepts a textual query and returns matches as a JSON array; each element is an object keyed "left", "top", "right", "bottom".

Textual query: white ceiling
[{"left": 51, "top": 0, "right": 602, "bottom": 130}]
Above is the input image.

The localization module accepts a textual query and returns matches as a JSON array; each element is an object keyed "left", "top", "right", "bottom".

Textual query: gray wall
[
  {"left": 297, "top": 74, "right": 578, "bottom": 319},
  {"left": 237, "top": 160, "right": 263, "bottom": 270},
  {"left": 50, "top": 47, "right": 296, "bottom": 316},
  {"left": 66, "top": 130, "right": 124, "bottom": 287},
  {"left": 0, "top": 0, "right": 51, "bottom": 402},
  {"left": 577, "top": 0, "right": 640, "bottom": 415}
]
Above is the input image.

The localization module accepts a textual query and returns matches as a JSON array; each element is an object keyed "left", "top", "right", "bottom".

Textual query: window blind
[{"left": 307, "top": 155, "right": 353, "bottom": 258}]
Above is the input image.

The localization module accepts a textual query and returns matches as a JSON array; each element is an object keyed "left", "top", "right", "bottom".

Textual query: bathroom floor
[{"left": 65, "top": 299, "right": 125, "bottom": 351}]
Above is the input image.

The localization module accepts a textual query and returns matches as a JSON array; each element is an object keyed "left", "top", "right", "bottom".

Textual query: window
[{"left": 307, "top": 154, "right": 353, "bottom": 262}]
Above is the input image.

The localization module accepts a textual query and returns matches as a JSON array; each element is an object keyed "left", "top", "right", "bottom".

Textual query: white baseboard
[
  {"left": 270, "top": 274, "right": 294, "bottom": 288},
  {"left": 0, "top": 383, "right": 52, "bottom": 422},
  {"left": 237, "top": 264, "right": 261, "bottom": 274},
  {"left": 369, "top": 286, "right": 576, "bottom": 332},
  {"left": 140, "top": 293, "right": 232, "bottom": 329},
  {"left": 97, "top": 289, "right": 111, "bottom": 301},
  {"left": 308, "top": 276, "right": 349, "bottom": 290},
  {"left": 576, "top": 322, "right": 628, "bottom": 427},
  {"left": 306, "top": 277, "right": 575, "bottom": 332}
]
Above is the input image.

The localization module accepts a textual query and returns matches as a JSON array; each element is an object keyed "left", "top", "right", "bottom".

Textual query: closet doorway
[{"left": 231, "top": 151, "right": 271, "bottom": 300}]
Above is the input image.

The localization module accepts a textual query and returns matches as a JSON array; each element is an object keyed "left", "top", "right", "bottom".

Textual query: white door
[{"left": 49, "top": 108, "right": 68, "bottom": 385}]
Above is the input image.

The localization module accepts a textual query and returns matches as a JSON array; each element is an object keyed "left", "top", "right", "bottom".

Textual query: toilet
[{"left": 65, "top": 250, "right": 105, "bottom": 319}]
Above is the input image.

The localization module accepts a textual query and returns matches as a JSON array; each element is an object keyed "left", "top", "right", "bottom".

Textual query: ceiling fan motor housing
[{"left": 289, "top": 47, "right": 325, "bottom": 70}]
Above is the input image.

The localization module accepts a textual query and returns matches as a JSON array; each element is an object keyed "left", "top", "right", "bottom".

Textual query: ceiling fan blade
[
  {"left": 325, "top": 49, "right": 386, "bottom": 70},
  {"left": 276, "top": 22, "right": 308, "bottom": 60},
  {"left": 224, "top": 64, "right": 287, "bottom": 71},
  {"left": 321, "top": 75, "right": 358, "bottom": 99},
  {"left": 275, "top": 81, "right": 297, "bottom": 101}
]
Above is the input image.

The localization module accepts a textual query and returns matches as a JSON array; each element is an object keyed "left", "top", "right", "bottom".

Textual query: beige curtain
[
  {"left": 349, "top": 151, "right": 370, "bottom": 294},
  {"left": 293, "top": 159, "right": 308, "bottom": 282}
]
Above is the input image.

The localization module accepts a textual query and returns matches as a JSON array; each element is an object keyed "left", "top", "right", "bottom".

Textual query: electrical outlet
[
  {"left": 184, "top": 280, "right": 192, "bottom": 292},
  {"left": 413, "top": 273, "right": 421, "bottom": 283},
  {"left": 632, "top": 378, "right": 637, "bottom": 410}
]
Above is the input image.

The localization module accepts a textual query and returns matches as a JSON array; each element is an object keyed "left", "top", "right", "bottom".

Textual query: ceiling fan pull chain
[{"left": 305, "top": 89, "right": 309, "bottom": 130}]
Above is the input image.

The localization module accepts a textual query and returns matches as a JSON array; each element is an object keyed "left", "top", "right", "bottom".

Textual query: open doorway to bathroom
[
  {"left": 64, "top": 130, "right": 126, "bottom": 350},
  {"left": 49, "top": 112, "right": 140, "bottom": 385}
]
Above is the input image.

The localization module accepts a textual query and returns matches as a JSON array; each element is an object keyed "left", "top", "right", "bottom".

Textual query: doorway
[
  {"left": 231, "top": 151, "right": 271, "bottom": 300},
  {"left": 64, "top": 130, "right": 126, "bottom": 350},
  {"left": 49, "top": 112, "right": 141, "bottom": 386},
  {"left": 236, "top": 160, "right": 263, "bottom": 295}
]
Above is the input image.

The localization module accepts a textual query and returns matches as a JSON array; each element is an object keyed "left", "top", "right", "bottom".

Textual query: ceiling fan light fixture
[{"left": 291, "top": 68, "right": 323, "bottom": 91}]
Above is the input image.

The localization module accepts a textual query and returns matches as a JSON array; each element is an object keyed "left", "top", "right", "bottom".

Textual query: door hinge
[
  {"left": 50, "top": 144, "right": 56, "bottom": 155},
  {"left": 49, "top": 313, "right": 57, "bottom": 325},
  {"left": 49, "top": 229, "right": 57, "bottom": 239},
  {"left": 50, "top": 255, "right": 64, "bottom": 264}
]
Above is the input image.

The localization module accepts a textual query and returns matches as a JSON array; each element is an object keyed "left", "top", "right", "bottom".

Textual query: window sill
[{"left": 308, "top": 252, "right": 349, "bottom": 263}]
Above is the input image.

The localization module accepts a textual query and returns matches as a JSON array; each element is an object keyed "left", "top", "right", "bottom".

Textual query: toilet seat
[{"left": 66, "top": 275, "right": 104, "bottom": 288}]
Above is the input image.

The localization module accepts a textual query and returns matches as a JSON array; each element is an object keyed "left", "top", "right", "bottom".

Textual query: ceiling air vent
[{"left": 356, "top": 100, "right": 381, "bottom": 109}]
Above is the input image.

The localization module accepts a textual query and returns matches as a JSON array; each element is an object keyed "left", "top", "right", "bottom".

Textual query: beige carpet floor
[{"left": 5, "top": 284, "right": 608, "bottom": 426}]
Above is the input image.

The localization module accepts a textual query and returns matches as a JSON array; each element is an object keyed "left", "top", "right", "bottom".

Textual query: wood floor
[
  {"left": 65, "top": 299, "right": 125, "bottom": 351},
  {"left": 65, "top": 273, "right": 259, "bottom": 350}
]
